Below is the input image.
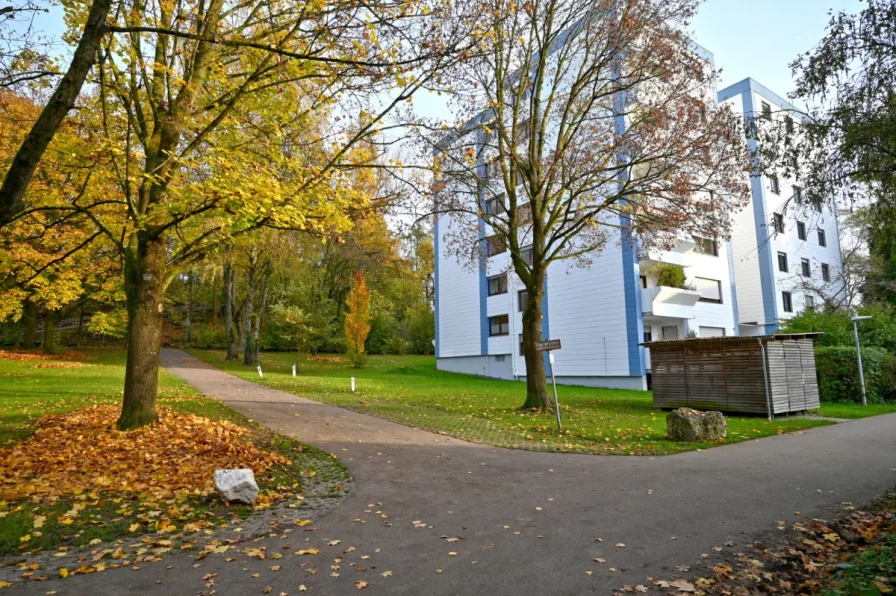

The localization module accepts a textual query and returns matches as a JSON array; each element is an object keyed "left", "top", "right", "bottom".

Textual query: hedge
[{"left": 814, "top": 346, "right": 896, "bottom": 403}]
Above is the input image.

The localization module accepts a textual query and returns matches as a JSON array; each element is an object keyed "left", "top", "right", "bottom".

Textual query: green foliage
[
  {"left": 406, "top": 303, "right": 435, "bottom": 355},
  {"left": 86, "top": 309, "right": 128, "bottom": 339},
  {"left": 188, "top": 323, "right": 227, "bottom": 350},
  {"left": 365, "top": 307, "right": 401, "bottom": 355},
  {"left": 814, "top": 346, "right": 892, "bottom": 404},
  {"left": 780, "top": 304, "right": 896, "bottom": 352},
  {"left": 652, "top": 263, "right": 688, "bottom": 289}
]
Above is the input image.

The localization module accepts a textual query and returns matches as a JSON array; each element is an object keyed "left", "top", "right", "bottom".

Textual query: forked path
[{"left": 20, "top": 349, "right": 896, "bottom": 595}]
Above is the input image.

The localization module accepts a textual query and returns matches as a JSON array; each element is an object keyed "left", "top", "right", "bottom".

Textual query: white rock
[{"left": 214, "top": 469, "right": 258, "bottom": 504}]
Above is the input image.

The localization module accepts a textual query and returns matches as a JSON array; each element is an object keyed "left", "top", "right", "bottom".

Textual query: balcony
[
  {"left": 641, "top": 286, "right": 702, "bottom": 319},
  {"left": 640, "top": 249, "right": 688, "bottom": 269}
]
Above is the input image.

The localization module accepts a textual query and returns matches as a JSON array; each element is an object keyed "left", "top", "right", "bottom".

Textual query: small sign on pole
[
  {"left": 536, "top": 339, "right": 563, "bottom": 430},
  {"left": 536, "top": 339, "right": 562, "bottom": 352}
]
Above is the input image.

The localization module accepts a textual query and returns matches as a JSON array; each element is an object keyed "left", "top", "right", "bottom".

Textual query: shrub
[
  {"left": 880, "top": 353, "right": 896, "bottom": 402},
  {"left": 652, "top": 263, "right": 688, "bottom": 289},
  {"left": 406, "top": 304, "right": 435, "bottom": 355},
  {"left": 781, "top": 304, "right": 896, "bottom": 352},
  {"left": 190, "top": 323, "right": 227, "bottom": 349},
  {"left": 814, "top": 346, "right": 889, "bottom": 403}
]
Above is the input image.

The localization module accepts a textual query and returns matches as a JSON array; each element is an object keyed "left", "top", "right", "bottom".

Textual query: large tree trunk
[
  {"left": 42, "top": 311, "right": 58, "bottom": 355},
  {"left": 0, "top": 0, "right": 113, "bottom": 225},
  {"left": 242, "top": 265, "right": 256, "bottom": 365},
  {"left": 184, "top": 270, "right": 194, "bottom": 346},
  {"left": 117, "top": 236, "right": 165, "bottom": 430},
  {"left": 521, "top": 274, "right": 550, "bottom": 411},
  {"left": 223, "top": 262, "right": 239, "bottom": 359},
  {"left": 251, "top": 270, "right": 270, "bottom": 364},
  {"left": 22, "top": 300, "right": 37, "bottom": 348}
]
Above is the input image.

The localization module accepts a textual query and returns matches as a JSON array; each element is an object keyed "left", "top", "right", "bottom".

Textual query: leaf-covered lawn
[
  {"left": 190, "top": 350, "right": 851, "bottom": 456},
  {"left": 0, "top": 349, "right": 349, "bottom": 560}
]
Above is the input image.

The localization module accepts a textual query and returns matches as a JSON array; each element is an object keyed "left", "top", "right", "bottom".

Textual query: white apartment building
[
  {"left": 718, "top": 78, "right": 845, "bottom": 334},
  {"left": 434, "top": 43, "right": 740, "bottom": 391}
]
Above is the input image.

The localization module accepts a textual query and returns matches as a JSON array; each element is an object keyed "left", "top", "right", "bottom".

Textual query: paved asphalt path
[{"left": 14, "top": 349, "right": 895, "bottom": 595}]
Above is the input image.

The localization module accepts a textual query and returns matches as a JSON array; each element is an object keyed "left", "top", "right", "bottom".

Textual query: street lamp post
[{"left": 851, "top": 315, "right": 872, "bottom": 406}]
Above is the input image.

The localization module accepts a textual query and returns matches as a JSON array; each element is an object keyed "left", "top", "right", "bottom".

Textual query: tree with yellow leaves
[{"left": 344, "top": 272, "right": 372, "bottom": 368}]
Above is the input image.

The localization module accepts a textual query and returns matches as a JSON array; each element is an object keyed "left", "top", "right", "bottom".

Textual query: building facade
[
  {"left": 718, "top": 78, "right": 845, "bottom": 335},
  {"left": 434, "top": 68, "right": 842, "bottom": 390}
]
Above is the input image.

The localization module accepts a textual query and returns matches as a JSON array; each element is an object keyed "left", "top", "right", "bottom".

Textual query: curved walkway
[{"left": 18, "top": 349, "right": 896, "bottom": 595}]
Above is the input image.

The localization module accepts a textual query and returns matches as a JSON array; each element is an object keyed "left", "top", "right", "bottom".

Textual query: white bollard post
[
  {"left": 257, "top": 364, "right": 263, "bottom": 378},
  {"left": 351, "top": 375, "right": 356, "bottom": 392},
  {"left": 292, "top": 363, "right": 297, "bottom": 378}
]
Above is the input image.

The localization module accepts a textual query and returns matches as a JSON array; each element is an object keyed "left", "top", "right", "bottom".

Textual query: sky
[
  {"left": 16, "top": 0, "right": 863, "bottom": 116},
  {"left": 692, "top": 0, "right": 862, "bottom": 100}
]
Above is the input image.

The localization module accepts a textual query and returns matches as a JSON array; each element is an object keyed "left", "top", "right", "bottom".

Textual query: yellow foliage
[{"left": 344, "top": 271, "right": 371, "bottom": 363}]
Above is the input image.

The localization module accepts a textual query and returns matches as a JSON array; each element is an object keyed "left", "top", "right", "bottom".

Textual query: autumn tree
[
  {"left": 0, "top": 0, "right": 476, "bottom": 430},
  {"left": 345, "top": 271, "right": 372, "bottom": 367},
  {"left": 0, "top": 90, "right": 121, "bottom": 353},
  {"left": 426, "top": 0, "right": 750, "bottom": 409}
]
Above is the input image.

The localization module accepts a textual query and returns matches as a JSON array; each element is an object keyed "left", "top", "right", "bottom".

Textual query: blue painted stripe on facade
[
  {"left": 476, "top": 131, "right": 490, "bottom": 356},
  {"left": 478, "top": 217, "right": 488, "bottom": 356},
  {"left": 726, "top": 240, "right": 740, "bottom": 336},
  {"left": 739, "top": 86, "right": 780, "bottom": 331},
  {"left": 542, "top": 274, "right": 552, "bottom": 374},
  {"left": 612, "top": 59, "right": 646, "bottom": 378},
  {"left": 620, "top": 231, "right": 645, "bottom": 375},
  {"left": 434, "top": 216, "right": 440, "bottom": 358}
]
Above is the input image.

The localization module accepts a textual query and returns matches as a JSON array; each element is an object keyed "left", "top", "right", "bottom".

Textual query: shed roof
[{"left": 640, "top": 333, "right": 822, "bottom": 347}]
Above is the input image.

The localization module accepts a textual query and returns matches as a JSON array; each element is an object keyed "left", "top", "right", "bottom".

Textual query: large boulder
[
  {"left": 666, "top": 408, "right": 726, "bottom": 442},
  {"left": 214, "top": 469, "right": 259, "bottom": 504}
]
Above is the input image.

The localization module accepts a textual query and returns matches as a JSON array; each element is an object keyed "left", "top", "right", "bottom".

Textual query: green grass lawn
[
  {"left": 815, "top": 402, "right": 896, "bottom": 419},
  {"left": 189, "top": 350, "right": 882, "bottom": 456},
  {"left": 0, "top": 349, "right": 349, "bottom": 559},
  {"left": 0, "top": 348, "right": 241, "bottom": 447}
]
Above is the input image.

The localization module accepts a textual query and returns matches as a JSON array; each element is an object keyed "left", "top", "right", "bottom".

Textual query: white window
[
  {"left": 485, "top": 235, "right": 506, "bottom": 257},
  {"left": 695, "top": 277, "right": 722, "bottom": 304},
  {"left": 484, "top": 196, "right": 505, "bottom": 215},
  {"left": 698, "top": 326, "right": 725, "bottom": 338},
  {"left": 805, "top": 295, "right": 816, "bottom": 311},
  {"left": 488, "top": 315, "right": 509, "bottom": 336},
  {"left": 694, "top": 236, "right": 719, "bottom": 256},
  {"left": 662, "top": 325, "right": 679, "bottom": 340},
  {"left": 487, "top": 274, "right": 508, "bottom": 296}
]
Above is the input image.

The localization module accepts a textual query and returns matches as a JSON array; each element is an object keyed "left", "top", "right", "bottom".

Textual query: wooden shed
[{"left": 643, "top": 333, "right": 821, "bottom": 418}]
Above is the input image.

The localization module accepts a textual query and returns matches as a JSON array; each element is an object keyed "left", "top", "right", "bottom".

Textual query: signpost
[{"left": 536, "top": 339, "right": 562, "bottom": 430}]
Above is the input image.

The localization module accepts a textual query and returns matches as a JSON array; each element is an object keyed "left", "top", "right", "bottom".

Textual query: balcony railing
[{"left": 641, "top": 286, "right": 701, "bottom": 319}]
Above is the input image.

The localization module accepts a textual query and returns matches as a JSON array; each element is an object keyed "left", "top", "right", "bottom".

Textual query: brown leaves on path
[{"left": 0, "top": 405, "right": 289, "bottom": 501}]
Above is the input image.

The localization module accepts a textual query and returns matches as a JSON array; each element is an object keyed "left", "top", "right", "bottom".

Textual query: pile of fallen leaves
[
  {"left": 30, "top": 362, "right": 94, "bottom": 369},
  {"left": 0, "top": 349, "right": 91, "bottom": 361},
  {"left": 306, "top": 355, "right": 347, "bottom": 363},
  {"left": 0, "top": 405, "right": 289, "bottom": 501},
  {"left": 636, "top": 491, "right": 895, "bottom": 594}
]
